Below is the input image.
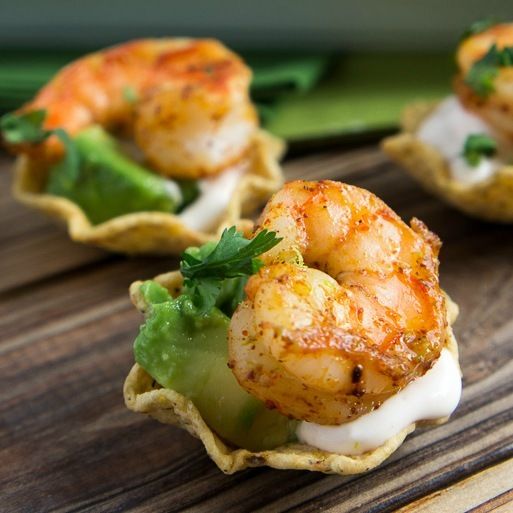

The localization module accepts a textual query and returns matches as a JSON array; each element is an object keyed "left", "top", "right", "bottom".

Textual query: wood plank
[
  {"left": 395, "top": 458, "right": 513, "bottom": 513},
  {"left": 0, "top": 148, "right": 383, "bottom": 293},
  {"left": 1, "top": 146, "right": 512, "bottom": 512},
  {"left": 0, "top": 153, "right": 109, "bottom": 293}
]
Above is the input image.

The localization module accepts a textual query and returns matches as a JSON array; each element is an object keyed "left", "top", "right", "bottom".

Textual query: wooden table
[{"left": 1, "top": 146, "right": 512, "bottom": 512}]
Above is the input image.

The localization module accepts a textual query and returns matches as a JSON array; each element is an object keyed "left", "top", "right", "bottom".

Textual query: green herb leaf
[
  {"left": 184, "top": 278, "right": 223, "bottom": 314},
  {"left": 465, "top": 44, "right": 513, "bottom": 97},
  {"left": 460, "top": 18, "right": 498, "bottom": 42},
  {"left": 122, "top": 85, "right": 138, "bottom": 104},
  {"left": 463, "top": 133, "right": 497, "bottom": 166},
  {"left": 181, "top": 226, "right": 281, "bottom": 280},
  {"left": 0, "top": 109, "right": 82, "bottom": 180},
  {"left": 180, "top": 226, "right": 282, "bottom": 314},
  {"left": 176, "top": 180, "right": 200, "bottom": 211},
  {"left": 212, "top": 276, "right": 250, "bottom": 317},
  {"left": 0, "top": 110, "right": 48, "bottom": 144}
]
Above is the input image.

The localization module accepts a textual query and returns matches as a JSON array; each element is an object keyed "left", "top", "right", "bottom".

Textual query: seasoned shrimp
[
  {"left": 228, "top": 180, "right": 447, "bottom": 425},
  {"left": 12, "top": 39, "right": 257, "bottom": 179},
  {"left": 455, "top": 22, "right": 513, "bottom": 142}
]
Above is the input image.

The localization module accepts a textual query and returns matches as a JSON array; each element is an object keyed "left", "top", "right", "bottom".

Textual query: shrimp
[
  {"left": 228, "top": 180, "right": 447, "bottom": 425},
  {"left": 12, "top": 39, "right": 257, "bottom": 179},
  {"left": 455, "top": 22, "right": 513, "bottom": 143}
]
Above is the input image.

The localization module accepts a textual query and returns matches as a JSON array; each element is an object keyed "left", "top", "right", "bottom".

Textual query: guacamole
[
  {"left": 46, "top": 125, "right": 199, "bottom": 224},
  {"left": 134, "top": 281, "right": 297, "bottom": 451}
]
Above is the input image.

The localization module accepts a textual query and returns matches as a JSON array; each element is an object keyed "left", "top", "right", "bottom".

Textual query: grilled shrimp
[
  {"left": 228, "top": 180, "right": 447, "bottom": 425},
  {"left": 13, "top": 39, "right": 257, "bottom": 179},
  {"left": 455, "top": 22, "right": 513, "bottom": 142}
]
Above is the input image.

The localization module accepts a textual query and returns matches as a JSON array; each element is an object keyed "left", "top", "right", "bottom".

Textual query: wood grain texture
[
  {"left": 0, "top": 146, "right": 512, "bottom": 513},
  {"left": 0, "top": 156, "right": 107, "bottom": 293},
  {"left": 395, "top": 458, "right": 513, "bottom": 513}
]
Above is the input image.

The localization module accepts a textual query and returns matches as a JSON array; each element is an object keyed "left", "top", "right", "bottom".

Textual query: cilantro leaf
[
  {"left": 122, "top": 85, "right": 139, "bottom": 104},
  {"left": 215, "top": 276, "right": 250, "bottom": 317},
  {"left": 465, "top": 44, "right": 513, "bottom": 97},
  {"left": 183, "top": 278, "right": 223, "bottom": 314},
  {"left": 180, "top": 226, "right": 282, "bottom": 314},
  {"left": 0, "top": 110, "right": 48, "bottom": 144},
  {"left": 181, "top": 226, "right": 281, "bottom": 280},
  {"left": 462, "top": 133, "right": 497, "bottom": 166},
  {"left": 0, "top": 109, "right": 81, "bottom": 180},
  {"left": 460, "top": 18, "right": 498, "bottom": 42}
]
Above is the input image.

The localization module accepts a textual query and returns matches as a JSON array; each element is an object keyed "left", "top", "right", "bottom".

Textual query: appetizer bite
[
  {"left": 0, "top": 39, "right": 284, "bottom": 253},
  {"left": 124, "top": 180, "right": 461, "bottom": 474},
  {"left": 383, "top": 20, "right": 513, "bottom": 222}
]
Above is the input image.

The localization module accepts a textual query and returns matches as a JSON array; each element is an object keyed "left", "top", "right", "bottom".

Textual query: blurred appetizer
[
  {"left": 0, "top": 39, "right": 284, "bottom": 254},
  {"left": 124, "top": 180, "right": 461, "bottom": 474},
  {"left": 383, "top": 20, "right": 513, "bottom": 222}
]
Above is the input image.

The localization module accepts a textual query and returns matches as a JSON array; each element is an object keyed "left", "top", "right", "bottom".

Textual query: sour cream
[
  {"left": 417, "top": 96, "right": 501, "bottom": 185},
  {"left": 178, "top": 162, "right": 246, "bottom": 231},
  {"left": 296, "top": 349, "right": 461, "bottom": 455}
]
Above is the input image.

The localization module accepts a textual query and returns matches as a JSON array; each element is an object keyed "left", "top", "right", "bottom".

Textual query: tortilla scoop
[
  {"left": 124, "top": 270, "right": 460, "bottom": 474},
  {"left": 12, "top": 129, "right": 284, "bottom": 254},
  {"left": 382, "top": 102, "right": 513, "bottom": 223}
]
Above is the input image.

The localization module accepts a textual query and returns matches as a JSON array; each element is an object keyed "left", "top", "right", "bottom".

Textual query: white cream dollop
[
  {"left": 178, "top": 162, "right": 246, "bottom": 231},
  {"left": 296, "top": 349, "right": 461, "bottom": 455},
  {"left": 417, "top": 96, "right": 501, "bottom": 185}
]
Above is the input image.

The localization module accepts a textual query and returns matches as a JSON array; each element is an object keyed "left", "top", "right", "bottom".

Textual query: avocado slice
[
  {"left": 134, "top": 281, "right": 297, "bottom": 451},
  {"left": 46, "top": 125, "right": 199, "bottom": 225}
]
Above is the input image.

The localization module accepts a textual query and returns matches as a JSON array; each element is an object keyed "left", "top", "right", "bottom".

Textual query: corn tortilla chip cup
[
  {"left": 12, "top": 129, "right": 285, "bottom": 254},
  {"left": 382, "top": 101, "right": 513, "bottom": 223},
  {"left": 124, "top": 270, "right": 460, "bottom": 475}
]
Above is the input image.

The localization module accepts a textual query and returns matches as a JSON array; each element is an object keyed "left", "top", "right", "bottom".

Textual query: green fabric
[
  {"left": 0, "top": 49, "right": 452, "bottom": 142},
  {"left": 247, "top": 53, "right": 329, "bottom": 100},
  {"left": 0, "top": 49, "right": 328, "bottom": 110},
  {"left": 266, "top": 54, "right": 453, "bottom": 141},
  {"left": 0, "top": 50, "right": 79, "bottom": 109}
]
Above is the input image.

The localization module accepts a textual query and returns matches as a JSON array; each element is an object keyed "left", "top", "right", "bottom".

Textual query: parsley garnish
[
  {"left": 180, "top": 226, "right": 282, "bottom": 314},
  {"left": 465, "top": 44, "right": 513, "bottom": 97},
  {"left": 460, "top": 18, "right": 498, "bottom": 42},
  {"left": 1, "top": 110, "right": 48, "bottom": 144},
  {"left": 0, "top": 109, "right": 80, "bottom": 179},
  {"left": 122, "top": 86, "right": 138, "bottom": 104},
  {"left": 463, "top": 133, "right": 497, "bottom": 166}
]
